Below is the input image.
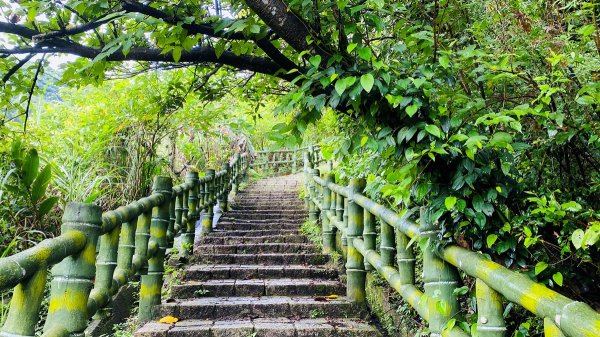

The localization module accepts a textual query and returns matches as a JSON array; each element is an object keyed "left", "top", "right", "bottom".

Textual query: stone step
[
  {"left": 216, "top": 223, "right": 302, "bottom": 231},
  {"left": 231, "top": 198, "right": 302, "bottom": 202},
  {"left": 219, "top": 217, "right": 305, "bottom": 223},
  {"left": 208, "top": 229, "right": 301, "bottom": 237},
  {"left": 152, "top": 296, "right": 362, "bottom": 320},
  {"left": 224, "top": 211, "right": 306, "bottom": 217},
  {"left": 196, "top": 243, "right": 317, "bottom": 254},
  {"left": 230, "top": 206, "right": 304, "bottom": 211},
  {"left": 172, "top": 278, "right": 345, "bottom": 298},
  {"left": 137, "top": 318, "right": 381, "bottom": 337},
  {"left": 200, "top": 235, "right": 309, "bottom": 245},
  {"left": 197, "top": 253, "right": 329, "bottom": 265},
  {"left": 184, "top": 265, "right": 338, "bottom": 281},
  {"left": 220, "top": 214, "right": 305, "bottom": 221}
]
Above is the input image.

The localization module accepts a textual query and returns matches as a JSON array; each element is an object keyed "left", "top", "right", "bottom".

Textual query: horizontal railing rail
[
  {"left": 0, "top": 152, "right": 249, "bottom": 337},
  {"left": 252, "top": 146, "right": 324, "bottom": 176},
  {"left": 301, "top": 150, "right": 600, "bottom": 337}
]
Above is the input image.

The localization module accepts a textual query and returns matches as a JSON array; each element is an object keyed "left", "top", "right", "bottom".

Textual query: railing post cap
[
  {"left": 348, "top": 178, "right": 366, "bottom": 195},
  {"left": 205, "top": 169, "right": 216, "bottom": 176},
  {"left": 325, "top": 173, "right": 335, "bottom": 183},
  {"left": 310, "top": 168, "right": 320, "bottom": 176},
  {"left": 62, "top": 202, "right": 102, "bottom": 224},
  {"left": 153, "top": 176, "right": 173, "bottom": 192}
]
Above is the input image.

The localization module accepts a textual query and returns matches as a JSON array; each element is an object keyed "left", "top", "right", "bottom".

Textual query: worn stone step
[
  {"left": 219, "top": 217, "right": 304, "bottom": 224},
  {"left": 216, "top": 223, "right": 302, "bottom": 231},
  {"left": 197, "top": 253, "right": 329, "bottom": 265},
  {"left": 184, "top": 265, "right": 338, "bottom": 281},
  {"left": 152, "top": 296, "right": 361, "bottom": 320},
  {"left": 224, "top": 211, "right": 306, "bottom": 217},
  {"left": 197, "top": 243, "right": 317, "bottom": 254},
  {"left": 220, "top": 214, "right": 305, "bottom": 221},
  {"left": 200, "top": 235, "right": 309, "bottom": 245},
  {"left": 137, "top": 318, "right": 381, "bottom": 337},
  {"left": 208, "top": 229, "right": 301, "bottom": 237},
  {"left": 172, "top": 278, "right": 345, "bottom": 298}
]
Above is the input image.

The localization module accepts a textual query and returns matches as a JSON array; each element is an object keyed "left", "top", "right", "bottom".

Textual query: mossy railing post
[
  {"left": 88, "top": 218, "right": 120, "bottom": 319},
  {"left": 308, "top": 169, "right": 320, "bottom": 222},
  {"left": 112, "top": 218, "right": 137, "bottom": 293},
  {"left": 476, "top": 279, "right": 506, "bottom": 337},
  {"left": 292, "top": 150, "right": 298, "bottom": 173},
  {"left": 220, "top": 162, "right": 230, "bottom": 212},
  {"left": 303, "top": 150, "right": 312, "bottom": 209},
  {"left": 181, "top": 171, "right": 198, "bottom": 256},
  {"left": 139, "top": 176, "right": 172, "bottom": 321},
  {"left": 232, "top": 154, "right": 240, "bottom": 194},
  {"left": 395, "top": 227, "right": 415, "bottom": 285},
  {"left": 0, "top": 267, "right": 48, "bottom": 337},
  {"left": 346, "top": 178, "right": 367, "bottom": 305},
  {"left": 167, "top": 193, "right": 176, "bottom": 247},
  {"left": 322, "top": 173, "right": 336, "bottom": 254},
  {"left": 202, "top": 169, "right": 216, "bottom": 234},
  {"left": 362, "top": 210, "right": 376, "bottom": 271},
  {"left": 380, "top": 220, "right": 395, "bottom": 267},
  {"left": 335, "top": 187, "right": 345, "bottom": 255},
  {"left": 420, "top": 208, "right": 461, "bottom": 335},
  {"left": 43, "top": 203, "right": 102, "bottom": 336},
  {"left": 342, "top": 197, "right": 349, "bottom": 256}
]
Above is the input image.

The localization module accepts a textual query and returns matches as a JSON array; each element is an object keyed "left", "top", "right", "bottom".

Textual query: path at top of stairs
[{"left": 136, "top": 174, "right": 382, "bottom": 337}]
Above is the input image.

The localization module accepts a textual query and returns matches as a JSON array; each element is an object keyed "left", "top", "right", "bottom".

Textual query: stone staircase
[{"left": 136, "top": 174, "right": 382, "bottom": 337}]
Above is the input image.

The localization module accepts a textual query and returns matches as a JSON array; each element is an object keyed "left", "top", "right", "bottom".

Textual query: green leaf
[
  {"left": 473, "top": 195, "right": 484, "bottom": 212},
  {"left": 358, "top": 47, "right": 372, "bottom": 61},
  {"left": 31, "top": 164, "right": 52, "bottom": 204},
  {"left": 552, "top": 272, "right": 563, "bottom": 286},
  {"left": 321, "top": 146, "right": 334, "bottom": 160},
  {"left": 405, "top": 104, "right": 419, "bottom": 117},
  {"left": 360, "top": 73, "right": 375, "bottom": 93},
  {"left": 444, "top": 196, "right": 457, "bottom": 210},
  {"left": 22, "top": 149, "right": 39, "bottom": 188},
  {"left": 572, "top": 229, "right": 584, "bottom": 249},
  {"left": 309, "top": 55, "right": 322, "bottom": 68},
  {"left": 172, "top": 46, "right": 182, "bottom": 63},
  {"left": 439, "top": 55, "right": 450, "bottom": 69},
  {"left": 487, "top": 234, "right": 498, "bottom": 248},
  {"left": 425, "top": 124, "right": 442, "bottom": 138},
  {"left": 561, "top": 201, "right": 582, "bottom": 212},
  {"left": 38, "top": 196, "right": 59, "bottom": 218},
  {"left": 577, "top": 24, "right": 595, "bottom": 37},
  {"left": 335, "top": 79, "right": 347, "bottom": 96},
  {"left": 534, "top": 261, "right": 548, "bottom": 275},
  {"left": 489, "top": 132, "right": 513, "bottom": 148},
  {"left": 347, "top": 43, "right": 358, "bottom": 53}
]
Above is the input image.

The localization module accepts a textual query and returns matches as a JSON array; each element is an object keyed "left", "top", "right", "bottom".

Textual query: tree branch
[
  {"left": 32, "top": 16, "right": 117, "bottom": 43},
  {"left": 120, "top": 0, "right": 300, "bottom": 71},
  {"left": 0, "top": 44, "right": 297, "bottom": 81},
  {"left": 0, "top": 22, "right": 38, "bottom": 39}
]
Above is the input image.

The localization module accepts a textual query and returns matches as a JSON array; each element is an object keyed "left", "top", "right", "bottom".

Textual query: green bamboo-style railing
[
  {"left": 0, "top": 152, "right": 249, "bottom": 337},
  {"left": 251, "top": 146, "right": 324, "bottom": 175},
  {"left": 277, "top": 149, "right": 600, "bottom": 337}
]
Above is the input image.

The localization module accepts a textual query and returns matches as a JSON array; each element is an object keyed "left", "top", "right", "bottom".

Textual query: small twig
[
  {"left": 24, "top": 55, "right": 44, "bottom": 133},
  {"left": 2, "top": 53, "right": 33, "bottom": 84}
]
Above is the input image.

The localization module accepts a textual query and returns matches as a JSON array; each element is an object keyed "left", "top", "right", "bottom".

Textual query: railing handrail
[
  {"left": 302, "top": 150, "right": 600, "bottom": 337},
  {"left": 0, "top": 150, "right": 250, "bottom": 337}
]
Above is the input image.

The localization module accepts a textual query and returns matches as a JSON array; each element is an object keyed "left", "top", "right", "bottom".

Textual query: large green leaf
[
  {"left": 31, "top": 164, "right": 52, "bottom": 204},
  {"left": 22, "top": 149, "right": 39, "bottom": 188},
  {"left": 360, "top": 74, "right": 375, "bottom": 93},
  {"left": 38, "top": 196, "right": 59, "bottom": 218}
]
